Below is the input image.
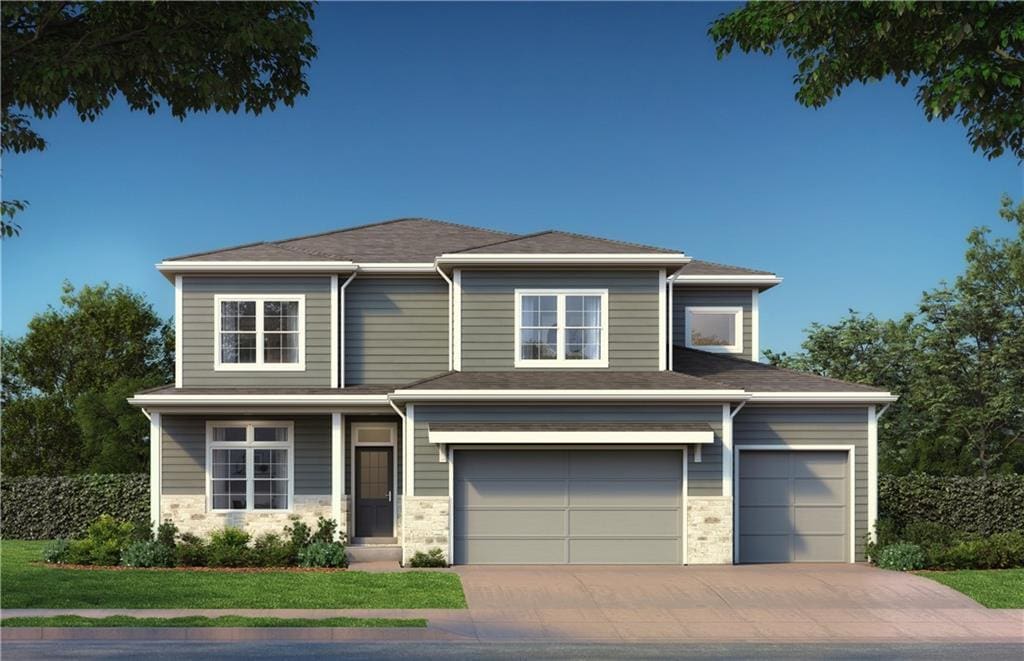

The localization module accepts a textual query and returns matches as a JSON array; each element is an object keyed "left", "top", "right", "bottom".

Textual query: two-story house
[{"left": 129, "top": 218, "right": 895, "bottom": 565}]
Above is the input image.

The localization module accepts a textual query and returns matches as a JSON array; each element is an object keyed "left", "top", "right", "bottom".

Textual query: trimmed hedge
[
  {"left": 879, "top": 474, "right": 1024, "bottom": 537},
  {"left": 1, "top": 474, "right": 149, "bottom": 540}
]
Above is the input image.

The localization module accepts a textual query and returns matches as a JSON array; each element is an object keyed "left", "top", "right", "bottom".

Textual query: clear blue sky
[{"left": 3, "top": 2, "right": 1021, "bottom": 355}]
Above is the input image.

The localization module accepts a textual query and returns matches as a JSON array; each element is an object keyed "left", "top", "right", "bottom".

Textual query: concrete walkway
[{"left": 4, "top": 564, "right": 1022, "bottom": 643}]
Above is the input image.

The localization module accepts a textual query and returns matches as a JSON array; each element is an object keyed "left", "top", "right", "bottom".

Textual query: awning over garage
[{"left": 427, "top": 421, "right": 715, "bottom": 445}]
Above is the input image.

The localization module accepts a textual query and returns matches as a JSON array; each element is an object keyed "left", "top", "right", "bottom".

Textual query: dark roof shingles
[
  {"left": 453, "top": 230, "right": 679, "bottom": 255},
  {"left": 679, "top": 259, "right": 775, "bottom": 277},
  {"left": 399, "top": 370, "right": 736, "bottom": 391}
]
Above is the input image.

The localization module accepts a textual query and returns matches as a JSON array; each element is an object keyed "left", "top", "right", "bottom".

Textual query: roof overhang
[
  {"left": 389, "top": 389, "right": 749, "bottom": 402},
  {"left": 156, "top": 260, "right": 359, "bottom": 280},
  {"left": 674, "top": 274, "right": 782, "bottom": 287},
  {"left": 747, "top": 392, "right": 898, "bottom": 404},
  {"left": 128, "top": 393, "right": 390, "bottom": 407},
  {"left": 428, "top": 429, "right": 714, "bottom": 445},
  {"left": 435, "top": 253, "right": 691, "bottom": 268}
]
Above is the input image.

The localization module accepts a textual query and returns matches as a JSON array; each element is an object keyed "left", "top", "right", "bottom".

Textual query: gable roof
[{"left": 449, "top": 230, "right": 679, "bottom": 255}]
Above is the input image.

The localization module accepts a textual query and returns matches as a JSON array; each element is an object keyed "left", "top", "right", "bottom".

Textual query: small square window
[{"left": 685, "top": 307, "right": 743, "bottom": 354}]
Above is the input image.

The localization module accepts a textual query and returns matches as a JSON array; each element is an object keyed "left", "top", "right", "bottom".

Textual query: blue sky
[{"left": 3, "top": 2, "right": 1021, "bottom": 355}]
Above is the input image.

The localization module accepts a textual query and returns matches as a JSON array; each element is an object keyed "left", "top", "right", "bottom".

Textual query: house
[{"left": 129, "top": 218, "right": 895, "bottom": 565}]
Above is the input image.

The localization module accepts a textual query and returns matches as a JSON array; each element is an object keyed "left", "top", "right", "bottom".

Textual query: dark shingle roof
[
  {"left": 672, "top": 347, "right": 885, "bottom": 393},
  {"left": 398, "top": 370, "right": 736, "bottom": 391},
  {"left": 428, "top": 422, "right": 713, "bottom": 432},
  {"left": 134, "top": 384, "right": 398, "bottom": 396},
  {"left": 678, "top": 259, "right": 775, "bottom": 276},
  {"left": 452, "top": 230, "right": 679, "bottom": 255}
]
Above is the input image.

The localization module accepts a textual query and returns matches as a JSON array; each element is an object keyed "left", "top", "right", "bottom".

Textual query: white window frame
[
  {"left": 684, "top": 306, "right": 744, "bottom": 354},
  {"left": 514, "top": 289, "right": 609, "bottom": 368},
  {"left": 213, "top": 294, "right": 306, "bottom": 371},
  {"left": 206, "top": 420, "right": 295, "bottom": 513}
]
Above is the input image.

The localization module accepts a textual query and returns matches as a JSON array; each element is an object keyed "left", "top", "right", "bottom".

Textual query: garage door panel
[
  {"left": 793, "top": 535, "right": 847, "bottom": 562},
  {"left": 794, "top": 507, "right": 847, "bottom": 534},
  {"left": 457, "top": 479, "right": 568, "bottom": 508},
  {"left": 738, "top": 478, "right": 790, "bottom": 506},
  {"left": 455, "top": 538, "right": 566, "bottom": 564},
  {"left": 458, "top": 451, "right": 568, "bottom": 478},
  {"left": 570, "top": 509, "right": 680, "bottom": 537},
  {"left": 739, "top": 452, "right": 789, "bottom": 478},
  {"left": 738, "top": 535, "right": 790, "bottom": 563},
  {"left": 791, "top": 452, "right": 847, "bottom": 479},
  {"left": 569, "top": 450, "right": 680, "bottom": 479},
  {"left": 569, "top": 479, "right": 680, "bottom": 508},
  {"left": 737, "top": 506, "right": 791, "bottom": 535},
  {"left": 457, "top": 509, "right": 566, "bottom": 537},
  {"left": 570, "top": 538, "right": 680, "bottom": 564},
  {"left": 793, "top": 476, "right": 845, "bottom": 506}
]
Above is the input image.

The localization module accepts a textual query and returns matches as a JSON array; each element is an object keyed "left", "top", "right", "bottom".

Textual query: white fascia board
[
  {"left": 428, "top": 429, "right": 715, "bottom": 445},
  {"left": 747, "top": 392, "right": 898, "bottom": 403},
  {"left": 390, "top": 390, "right": 749, "bottom": 402},
  {"left": 357, "top": 263, "right": 437, "bottom": 274},
  {"left": 436, "top": 253, "right": 690, "bottom": 266},
  {"left": 157, "top": 261, "right": 358, "bottom": 275},
  {"left": 674, "top": 275, "right": 782, "bottom": 286},
  {"left": 127, "top": 394, "right": 390, "bottom": 407}
]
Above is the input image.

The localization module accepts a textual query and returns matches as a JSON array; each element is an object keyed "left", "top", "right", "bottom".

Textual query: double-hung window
[
  {"left": 514, "top": 290, "right": 608, "bottom": 367},
  {"left": 207, "top": 422, "right": 293, "bottom": 511},
  {"left": 684, "top": 306, "right": 744, "bottom": 354},
  {"left": 214, "top": 295, "right": 304, "bottom": 370}
]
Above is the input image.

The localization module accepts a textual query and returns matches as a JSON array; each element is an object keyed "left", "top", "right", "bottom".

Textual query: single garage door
[
  {"left": 454, "top": 450, "right": 682, "bottom": 564},
  {"left": 737, "top": 450, "right": 849, "bottom": 563}
]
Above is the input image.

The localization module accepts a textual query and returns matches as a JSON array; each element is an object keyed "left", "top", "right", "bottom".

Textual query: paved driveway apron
[{"left": 451, "top": 563, "right": 1024, "bottom": 643}]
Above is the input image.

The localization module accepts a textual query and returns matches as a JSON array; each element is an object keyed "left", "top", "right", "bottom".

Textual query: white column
[
  {"left": 721, "top": 403, "right": 733, "bottom": 497},
  {"left": 332, "top": 412, "right": 345, "bottom": 539},
  {"left": 867, "top": 405, "right": 878, "bottom": 541},
  {"left": 149, "top": 411, "right": 162, "bottom": 531},
  {"left": 330, "top": 275, "right": 339, "bottom": 389}
]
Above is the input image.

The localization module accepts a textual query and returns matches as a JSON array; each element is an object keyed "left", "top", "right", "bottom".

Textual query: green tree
[
  {"left": 1, "top": 2, "right": 317, "bottom": 236},
  {"left": 1, "top": 282, "right": 173, "bottom": 476},
  {"left": 709, "top": 2, "right": 1024, "bottom": 160},
  {"left": 768, "top": 197, "right": 1024, "bottom": 476}
]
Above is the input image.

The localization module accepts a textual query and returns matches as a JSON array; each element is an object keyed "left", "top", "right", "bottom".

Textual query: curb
[{"left": 1, "top": 627, "right": 469, "bottom": 642}]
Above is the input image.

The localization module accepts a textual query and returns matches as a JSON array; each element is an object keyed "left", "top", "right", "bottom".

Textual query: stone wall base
[
  {"left": 161, "top": 494, "right": 337, "bottom": 539},
  {"left": 687, "top": 496, "right": 733, "bottom": 564},
  {"left": 402, "top": 496, "right": 450, "bottom": 564}
]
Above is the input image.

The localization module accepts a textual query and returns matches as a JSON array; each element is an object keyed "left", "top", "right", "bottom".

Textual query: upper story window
[
  {"left": 207, "top": 421, "right": 293, "bottom": 512},
  {"left": 514, "top": 289, "right": 608, "bottom": 368},
  {"left": 214, "top": 295, "right": 305, "bottom": 370},
  {"left": 684, "top": 306, "right": 743, "bottom": 354}
]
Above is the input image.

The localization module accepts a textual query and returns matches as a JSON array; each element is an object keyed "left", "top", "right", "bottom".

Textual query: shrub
[
  {"left": 879, "top": 474, "right": 1024, "bottom": 537},
  {"left": 931, "top": 532, "right": 1024, "bottom": 570},
  {"left": 0, "top": 473, "right": 149, "bottom": 539},
  {"left": 310, "top": 517, "right": 340, "bottom": 545},
  {"left": 251, "top": 533, "right": 293, "bottom": 567},
  {"left": 207, "top": 527, "right": 251, "bottom": 568},
  {"left": 297, "top": 541, "right": 347, "bottom": 568},
  {"left": 155, "top": 520, "right": 178, "bottom": 549},
  {"left": 41, "top": 539, "right": 70, "bottom": 564},
  {"left": 876, "top": 543, "right": 926, "bottom": 571},
  {"left": 60, "top": 515, "right": 137, "bottom": 565},
  {"left": 408, "top": 548, "right": 447, "bottom": 568},
  {"left": 174, "top": 533, "right": 208, "bottom": 567},
  {"left": 121, "top": 540, "right": 175, "bottom": 568},
  {"left": 284, "top": 520, "right": 311, "bottom": 561}
]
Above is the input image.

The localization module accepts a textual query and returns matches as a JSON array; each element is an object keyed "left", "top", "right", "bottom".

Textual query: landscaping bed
[{"left": 0, "top": 615, "right": 427, "bottom": 628}]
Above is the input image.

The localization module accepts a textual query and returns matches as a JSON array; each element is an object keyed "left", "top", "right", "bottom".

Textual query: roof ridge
[
  {"left": 544, "top": 228, "right": 680, "bottom": 254},
  {"left": 394, "top": 370, "right": 457, "bottom": 389},
  {"left": 273, "top": 217, "right": 518, "bottom": 248},
  {"left": 447, "top": 230, "right": 553, "bottom": 253}
]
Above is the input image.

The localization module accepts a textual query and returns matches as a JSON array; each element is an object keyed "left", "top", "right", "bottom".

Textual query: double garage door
[{"left": 454, "top": 450, "right": 682, "bottom": 564}]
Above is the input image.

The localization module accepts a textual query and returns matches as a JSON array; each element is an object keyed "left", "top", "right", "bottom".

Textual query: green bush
[
  {"left": 251, "top": 533, "right": 293, "bottom": 567},
  {"left": 60, "top": 515, "right": 137, "bottom": 565},
  {"left": 207, "top": 527, "right": 251, "bottom": 568},
  {"left": 155, "top": 520, "right": 178, "bottom": 549},
  {"left": 408, "top": 548, "right": 447, "bottom": 568},
  {"left": 0, "top": 474, "right": 149, "bottom": 539},
  {"left": 174, "top": 533, "right": 208, "bottom": 567},
  {"left": 876, "top": 543, "right": 927, "bottom": 571},
  {"left": 121, "top": 540, "right": 174, "bottom": 568},
  {"left": 297, "top": 541, "right": 347, "bottom": 568},
  {"left": 41, "top": 539, "right": 70, "bottom": 564},
  {"left": 931, "top": 532, "right": 1024, "bottom": 570},
  {"left": 879, "top": 474, "right": 1024, "bottom": 537},
  {"left": 310, "top": 517, "right": 339, "bottom": 545},
  {"left": 284, "top": 520, "right": 311, "bottom": 562}
]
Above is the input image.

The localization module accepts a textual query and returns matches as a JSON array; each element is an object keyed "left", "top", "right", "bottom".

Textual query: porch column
[
  {"left": 331, "top": 412, "right": 345, "bottom": 539},
  {"left": 149, "top": 411, "right": 162, "bottom": 532}
]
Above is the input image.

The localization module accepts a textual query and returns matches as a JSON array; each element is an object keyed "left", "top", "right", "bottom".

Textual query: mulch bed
[{"left": 31, "top": 562, "right": 350, "bottom": 573}]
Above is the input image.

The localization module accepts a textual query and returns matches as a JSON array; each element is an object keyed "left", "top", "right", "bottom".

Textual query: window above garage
[
  {"left": 684, "top": 306, "right": 743, "bottom": 355},
  {"left": 514, "top": 289, "right": 609, "bottom": 368}
]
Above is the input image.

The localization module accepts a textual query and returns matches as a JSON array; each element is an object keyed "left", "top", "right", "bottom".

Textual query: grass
[
  {"left": 1, "top": 615, "right": 426, "bottom": 628},
  {"left": 1, "top": 541, "right": 466, "bottom": 609},
  {"left": 919, "top": 568, "right": 1024, "bottom": 609}
]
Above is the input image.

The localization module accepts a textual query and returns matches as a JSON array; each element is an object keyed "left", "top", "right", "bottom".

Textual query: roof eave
[
  {"left": 674, "top": 274, "right": 783, "bottom": 288},
  {"left": 746, "top": 392, "right": 898, "bottom": 404},
  {"left": 435, "top": 253, "right": 691, "bottom": 267},
  {"left": 389, "top": 389, "right": 749, "bottom": 402},
  {"left": 155, "top": 260, "right": 360, "bottom": 281}
]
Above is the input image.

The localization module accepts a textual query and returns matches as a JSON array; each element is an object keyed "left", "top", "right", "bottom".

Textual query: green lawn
[
  {"left": 1, "top": 615, "right": 425, "bottom": 628},
  {"left": 1, "top": 541, "right": 465, "bottom": 609},
  {"left": 919, "top": 568, "right": 1024, "bottom": 609}
]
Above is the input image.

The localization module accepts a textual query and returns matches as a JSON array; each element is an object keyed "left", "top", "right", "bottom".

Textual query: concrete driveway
[{"left": 450, "top": 563, "right": 1024, "bottom": 643}]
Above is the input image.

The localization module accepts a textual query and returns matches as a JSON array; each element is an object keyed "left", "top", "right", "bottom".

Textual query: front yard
[
  {"left": 1, "top": 541, "right": 466, "bottom": 609},
  {"left": 919, "top": 568, "right": 1024, "bottom": 609}
]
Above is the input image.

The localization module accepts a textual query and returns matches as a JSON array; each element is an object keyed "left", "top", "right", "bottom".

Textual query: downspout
[
  {"left": 338, "top": 271, "right": 358, "bottom": 388},
  {"left": 388, "top": 396, "right": 409, "bottom": 565},
  {"left": 435, "top": 264, "right": 454, "bottom": 371},
  {"left": 877, "top": 403, "right": 892, "bottom": 419},
  {"left": 140, "top": 408, "right": 152, "bottom": 422},
  {"left": 666, "top": 266, "right": 686, "bottom": 371}
]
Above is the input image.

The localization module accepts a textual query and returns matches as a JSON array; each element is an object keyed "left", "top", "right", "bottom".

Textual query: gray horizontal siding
[
  {"left": 673, "top": 287, "right": 754, "bottom": 361},
  {"left": 344, "top": 276, "right": 449, "bottom": 385},
  {"left": 414, "top": 404, "right": 722, "bottom": 497},
  {"left": 733, "top": 406, "right": 870, "bottom": 560},
  {"left": 161, "top": 414, "right": 331, "bottom": 497},
  {"left": 460, "top": 270, "right": 662, "bottom": 371},
  {"left": 181, "top": 276, "right": 332, "bottom": 388}
]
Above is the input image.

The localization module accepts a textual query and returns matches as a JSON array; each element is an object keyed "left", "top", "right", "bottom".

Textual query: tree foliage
[
  {"left": 767, "top": 196, "right": 1024, "bottom": 476},
  {"left": 0, "top": 1, "right": 317, "bottom": 236},
  {"left": 709, "top": 2, "right": 1024, "bottom": 160},
  {"left": 1, "top": 282, "right": 173, "bottom": 476}
]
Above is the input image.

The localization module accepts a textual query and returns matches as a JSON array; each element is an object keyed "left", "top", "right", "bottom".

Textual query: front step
[{"left": 347, "top": 544, "right": 402, "bottom": 562}]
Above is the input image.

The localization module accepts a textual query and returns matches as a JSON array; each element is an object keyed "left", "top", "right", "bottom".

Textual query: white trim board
[
  {"left": 174, "top": 277, "right": 183, "bottom": 388},
  {"left": 129, "top": 394, "right": 390, "bottom": 406},
  {"left": 427, "top": 429, "right": 714, "bottom": 445},
  {"left": 436, "top": 253, "right": 690, "bottom": 266},
  {"left": 390, "top": 390, "right": 749, "bottom": 402},
  {"left": 733, "top": 444, "right": 857, "bottom": 564},
  {"left": 674, "top": 275, "right": 782, "bottom": 286}
]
